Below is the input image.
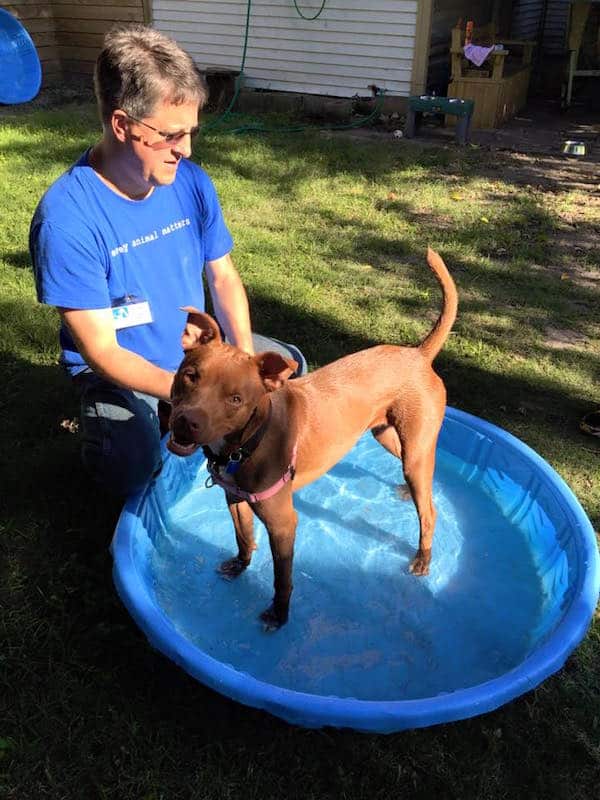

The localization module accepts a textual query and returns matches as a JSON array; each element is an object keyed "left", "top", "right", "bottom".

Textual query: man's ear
[
  {"left": 111, "top": 110, "right": 129, "bottom": 144},
  {"left": 180, "top": 307, "right": 223, "bottom": 351},
  {"left": 255, "top": 351, "right": 298, "bottom": 391}
]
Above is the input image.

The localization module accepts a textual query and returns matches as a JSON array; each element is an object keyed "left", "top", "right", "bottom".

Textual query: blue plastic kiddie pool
[
  {"left": 112, "top": 407, "right": 599, "bottom": 732},
  {"left": 0, "top": 8, "right": 41, "bottom": 105}
]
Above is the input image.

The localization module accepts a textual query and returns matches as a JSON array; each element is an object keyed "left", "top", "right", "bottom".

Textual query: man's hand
[{"left": 59, "top": 307, "right": 174, "bottom": 400}]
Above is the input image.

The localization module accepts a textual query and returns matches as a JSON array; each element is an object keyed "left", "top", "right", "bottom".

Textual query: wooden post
[{"left": 409, "top": 0, "right": 433, "bottom": 96}]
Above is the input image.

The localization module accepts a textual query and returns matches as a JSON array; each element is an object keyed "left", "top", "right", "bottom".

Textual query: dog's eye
[
  {"left": 183, "top": 369, "right": 198, "bottom": 383},
  {"left": 229, "top": 394, "right": 242, "bottom": 406}
]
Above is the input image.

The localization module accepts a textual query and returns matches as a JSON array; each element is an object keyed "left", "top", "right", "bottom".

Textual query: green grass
[{"left": 0, "top": 103, "right": 599, "bottom": 800}]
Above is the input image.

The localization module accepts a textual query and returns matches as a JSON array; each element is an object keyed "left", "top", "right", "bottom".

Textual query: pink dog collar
[{"left": 206, "top": 443, "right": 298, "bottom": 503}]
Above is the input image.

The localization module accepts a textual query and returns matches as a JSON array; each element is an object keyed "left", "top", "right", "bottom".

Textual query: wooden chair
[{"left": 448, "top": 21, "right": 535, "bottom": 129}]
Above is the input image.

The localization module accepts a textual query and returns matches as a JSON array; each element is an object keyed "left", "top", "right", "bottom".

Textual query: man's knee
[
  {"left": 78, "top": 383, "right": 162, "bottom": 496},
  {"left": 81, "top": 426, "right": 162, "bottom": 496}
]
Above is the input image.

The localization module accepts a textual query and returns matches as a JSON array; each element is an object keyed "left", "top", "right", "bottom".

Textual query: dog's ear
[
  {"left": 180, "top": 307, "right": 222, "bottom": 350},
  {"left": 255, "top": 351, "right": 298, "bottom": 391}
]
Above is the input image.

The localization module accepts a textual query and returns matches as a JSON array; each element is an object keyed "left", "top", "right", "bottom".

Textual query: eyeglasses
[{"left": 125, "top": 114, "right": 200, "bottom": 150}]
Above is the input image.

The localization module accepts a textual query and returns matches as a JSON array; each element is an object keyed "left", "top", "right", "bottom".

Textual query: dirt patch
[
  {"left": 476, "top": 150, "right": 600, "bottom": 193},
  {"left": 544, "top": 327, "right": 591, "bottom": 350},
  {"left": 0, "top": 85, "right": 95, "bottom": 116},
  {"left": 336, "top": 97, "right": 600, "bottom": 188}
]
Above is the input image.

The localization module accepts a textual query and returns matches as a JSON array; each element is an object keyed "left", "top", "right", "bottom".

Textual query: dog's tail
[{"left": 418, "top": 248, "right": 458, "bottom": 362}]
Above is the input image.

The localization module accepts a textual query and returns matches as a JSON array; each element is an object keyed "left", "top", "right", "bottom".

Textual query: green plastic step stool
[{"left": 404, "top": 96, "right": 475, "bottom": 145}]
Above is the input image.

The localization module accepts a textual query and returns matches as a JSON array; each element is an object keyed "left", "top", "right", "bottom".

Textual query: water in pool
[{"left": 149, "top": 435, "right": 546, "bottom": 701}]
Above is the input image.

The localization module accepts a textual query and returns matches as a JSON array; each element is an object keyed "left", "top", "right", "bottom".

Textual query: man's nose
[{"left": 172, "top": 132, "right": 193, "bottom": 158}]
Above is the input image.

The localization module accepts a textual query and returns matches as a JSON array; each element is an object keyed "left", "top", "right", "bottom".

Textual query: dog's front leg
[
  {"left": 253, "top": 490, "right": 298, "bottom": 631},
  {"left": 218, "top": 497, "right": 257, "bottom": 579}
]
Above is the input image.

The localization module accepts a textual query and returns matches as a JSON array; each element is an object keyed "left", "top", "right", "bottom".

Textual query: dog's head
[{"left": 167, "top": 308, "right": 298, "bottom": 456}]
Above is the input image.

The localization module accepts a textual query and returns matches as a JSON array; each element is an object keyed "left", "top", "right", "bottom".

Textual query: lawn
[{"left": 0, "top": 101, "right": 598, "bottom": 800}]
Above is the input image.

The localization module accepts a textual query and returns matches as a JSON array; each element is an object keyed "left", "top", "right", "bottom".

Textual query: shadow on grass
[{"left": 3, "top": 250, "right": 32, "bottom": 270}]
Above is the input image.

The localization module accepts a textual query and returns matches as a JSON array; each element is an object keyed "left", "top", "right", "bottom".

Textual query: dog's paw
[
  {"left": 217, "top": 556, "right": 250, "bottom": 580},
  {"left": 396, "top": 483, "right": 412, "bottom": 502},
  {"left": 259, "top": 603, "right": 287, "bottom": 632},
  {"left": 409, "top": 550, "right": 431, "bottom": 576}
]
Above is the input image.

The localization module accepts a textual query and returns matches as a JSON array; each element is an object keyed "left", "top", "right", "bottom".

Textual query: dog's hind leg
[
  {"left": 403, "top": 447, "right": 437, "bottom": 576},
  {"left": 218, "top": 498, "right": 257, "bottom": 578},
  {"left": 398, "top": 401, "right": 445, "bottom": 577},
  {"left": 371, "top": 423, "right": 411, "bottom": 500},
  {"left": 372, "top": 418, "right": 437, "bottom": 571}
]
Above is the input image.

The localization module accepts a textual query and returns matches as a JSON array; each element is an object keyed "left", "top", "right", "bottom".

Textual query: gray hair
[{"left": 94, "top": 24, "right": 208, "bottom": 123}]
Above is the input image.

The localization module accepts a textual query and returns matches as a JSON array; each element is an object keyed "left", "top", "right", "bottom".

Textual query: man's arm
[
  {"left": 204, "top": 253, "right": 254, "bottom": 354},
  {"left": 59, "top": 307, "right": 174, "bottom": 401}
]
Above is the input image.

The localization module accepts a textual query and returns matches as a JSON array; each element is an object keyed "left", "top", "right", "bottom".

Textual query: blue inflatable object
[
  {"left": 112, "top": 407, "right": 599, "bottom": 732},
  {"left": 0, "top": 8, "right": 41, "bottom": 104}
]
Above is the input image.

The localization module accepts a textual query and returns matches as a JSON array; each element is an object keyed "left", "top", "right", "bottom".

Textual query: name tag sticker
[{"left": 112, "top": 301, "right": 153, "bottom": 330}]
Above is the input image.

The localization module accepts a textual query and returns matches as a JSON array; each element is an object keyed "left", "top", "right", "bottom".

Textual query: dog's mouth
[
  {"left": 167, "top": 436, "right": 200, "bottom": 457},
  {"left": 167, "top": 414, "right": 202, "bottom": 457}
]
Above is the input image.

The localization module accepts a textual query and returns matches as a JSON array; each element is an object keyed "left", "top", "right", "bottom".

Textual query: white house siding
[{"left": 152, "top": 0, "right": 419, "bottom": 97}]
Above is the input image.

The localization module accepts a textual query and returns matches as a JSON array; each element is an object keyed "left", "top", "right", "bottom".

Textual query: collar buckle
[{"left": 225, "top": 450, "right": 244, "bottom": 474}]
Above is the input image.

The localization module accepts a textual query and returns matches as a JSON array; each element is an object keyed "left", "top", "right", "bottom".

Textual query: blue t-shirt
[{"left": 30, "top": 151, "right": 233, "bottom": 376}]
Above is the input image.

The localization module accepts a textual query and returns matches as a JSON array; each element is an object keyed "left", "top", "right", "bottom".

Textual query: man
[{"left": 30, "top": 24, "right": 306, "bottom": 496}]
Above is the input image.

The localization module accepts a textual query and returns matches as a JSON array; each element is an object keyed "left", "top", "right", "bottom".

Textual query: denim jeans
[
  {"left": 75, "top": 373, "right": 163, "bottom": 497},
  {"left": 74, "top": 334, "right": 307, "bottom": 497}
]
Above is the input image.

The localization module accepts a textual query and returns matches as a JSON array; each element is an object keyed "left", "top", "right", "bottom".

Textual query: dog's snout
[
  {"left": 185, "top": 416, "right": 199, "bottom": 431},
  {"left": 171, "top": 412, "right": 197, "bottom": 443}
]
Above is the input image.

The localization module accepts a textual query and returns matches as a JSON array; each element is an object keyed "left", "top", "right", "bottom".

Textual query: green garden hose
[
  {"left": 200, "top": 0, "right": 253, "bottom": 131},
  {"left": 292, "top": 0, "right": 327, "bottom": 21},
  {"left": 201, "top": 0, "right": 385, "bottom": 136}
]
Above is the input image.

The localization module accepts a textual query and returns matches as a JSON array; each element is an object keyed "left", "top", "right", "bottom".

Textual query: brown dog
[{"left": 167, "top": 248, "right": 458, "bottom": 630}]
